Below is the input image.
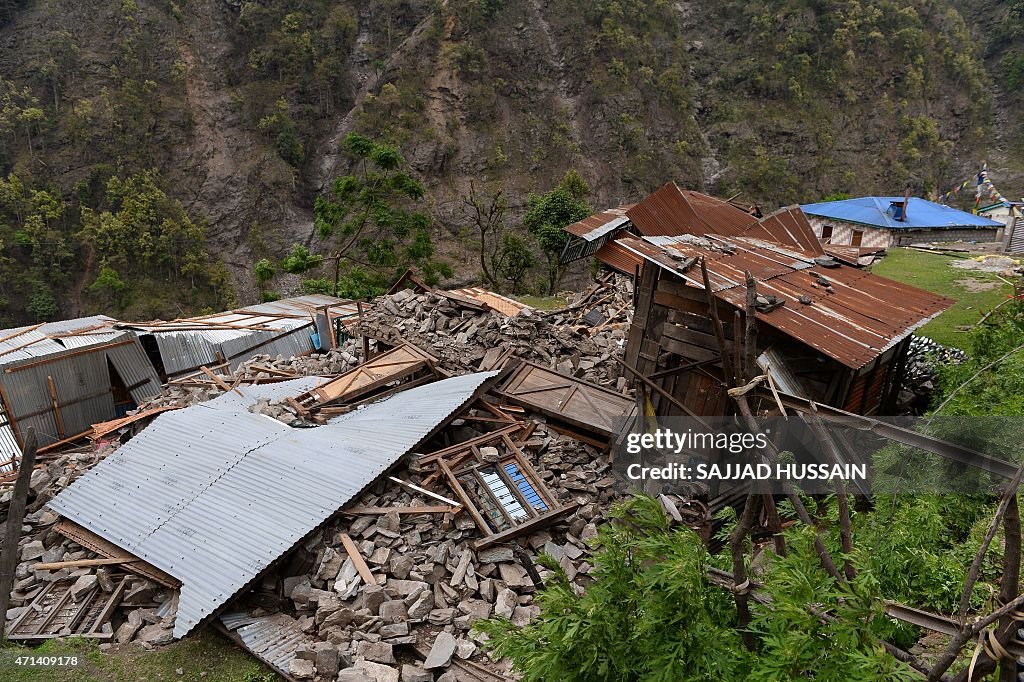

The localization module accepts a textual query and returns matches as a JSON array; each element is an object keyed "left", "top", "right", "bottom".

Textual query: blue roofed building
[{"left": 800, "top": 196, "right": 1003, "bottom": 249}]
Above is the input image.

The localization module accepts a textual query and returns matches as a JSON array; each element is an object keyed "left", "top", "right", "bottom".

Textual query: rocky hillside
[{"left": 0, "top": 0, "right": 1017, "bottom": 322}]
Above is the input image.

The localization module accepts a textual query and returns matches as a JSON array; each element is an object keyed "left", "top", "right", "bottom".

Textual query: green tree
[
  {"left": 298, "top": 132, "right": 446, "bottom": 296},
  {"left": 88, "top": 264, "right": 127, "bottom": 306},
  {"left": 254, "top": 258, "right": 276, "bottom": 301},
  {"left": 523, "top": 170, "right": 591, "bottom": 294},
  {"left": 476, "top": 496, "right": 749, "bottom": 681},
  {"left": 26, "top": 282, "right": 58, "bottom": 321},
  {"left": 494, "top": 232, "right": 535, "bottom": 294}
]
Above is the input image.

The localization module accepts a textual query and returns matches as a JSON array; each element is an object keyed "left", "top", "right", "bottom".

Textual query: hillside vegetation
[{"left": 0, "top": 0, "right": 1017, "bottom": 323}]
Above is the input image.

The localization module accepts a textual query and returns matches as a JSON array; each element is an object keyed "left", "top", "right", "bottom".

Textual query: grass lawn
[
  {"left": 868, "top": 247, "right": 1016, "bottom": 347},
  {"left": 1, "top": 630, "right": 273, "bottom": 682},
  {"left": 514, "top": 294, "right": 570, "bottom": 310}
]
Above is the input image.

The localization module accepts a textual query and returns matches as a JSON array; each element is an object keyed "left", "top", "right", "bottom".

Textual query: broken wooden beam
[{"left": 338, "top": 533, "right": 376, "bottom": 585}]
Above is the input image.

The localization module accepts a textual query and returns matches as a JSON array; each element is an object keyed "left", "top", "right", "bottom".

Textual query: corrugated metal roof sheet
[
  {"left": 220, "top": 612, "right": 312, "bottom": 677},
  {"left": 800, "top": 196, "right": 1002, "bottom": 230},
  {"left": 626, "top": 183, "right": 757, "bottom": 238},
  {"left": 740, "top": 206, "right": 824, "bottom": 256},
  {"left": 617, "top": 233, "right": 953, "bottom": 369},
  {"left": 0, "top": 316, "right": 118, "bottom": 364},
  {"left": 564, "top": 205, "right": 634, "bottom": 240},
  {"left": 49, "top": 371, "right": 497, "bottom": 638},
  {"left": 122, "top": 296, "right": 359, "bottom": 377},
  {"left": 595, "top": 239, "right": 644, "bottom": 275}
]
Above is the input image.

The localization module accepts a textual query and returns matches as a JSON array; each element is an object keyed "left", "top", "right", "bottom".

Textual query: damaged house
[
  {"left": 0, "top": 316, "right": 161, "bottom": 469},
  {"left": 562, "top": 183, "right": 953, "bottom": 416},
  {"left": 118, "top": 295, "right": 359, "bottom": 380}
]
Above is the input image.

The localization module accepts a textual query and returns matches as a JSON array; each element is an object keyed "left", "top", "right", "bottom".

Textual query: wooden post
[
  {"left": 357, "top": 301, "right": 370, "bottom": 363},
  {"left": 0, "top": 428, "right": 37, "bottom": 641},
  {"left": 46, "top": 376, "right": 65, "bottom": 439},
  {"left": 744, "top": 271, "right": 758, "bottom": 381},
  {"left": 699, "top": 257, "right": 736, "bottom": 388}
]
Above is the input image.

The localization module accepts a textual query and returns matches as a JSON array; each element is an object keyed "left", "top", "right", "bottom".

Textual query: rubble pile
[
  {"left": 1, "top": 450, "right": 179, "bottom": 646},
  {"left": 895, "top": 335, "right": 968, "bottom": 414},
  {"left": 142, "top": 338, "right": 365, "bottom": 410},
  {"left": 360, "top": 278, "right": 633, "bottom": 388},
  {"left": 252, "top": 420, "right": 613, "bottom": 681}
]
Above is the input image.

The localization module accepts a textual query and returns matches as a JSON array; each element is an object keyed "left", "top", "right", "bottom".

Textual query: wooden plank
[
  {"left": 474, "top": 503, "right": 579, "bottom": 550},
  {"left": 338, "top": 533, "right": 376, "bottom": 585},
  {"left": 55, "top": 520, "right": 181, "bottom": 588},
  {"left": 304, "top": 344, "right": 432, "bottom": 406},
  {"left": 437, "top": 459, "right": 492, "bottom": 536},
  {"left": 659, "top": 336, "right": 720, "bottom": 363},
  {"left": 653, "top": 290, "right": 709, "bottom": 315},
  {"left": 0, "top": 323, "right": 44, "bottom": 345},
  {"left": 0, "top": 429, "right": 36, "bottom": 640},
  {"left": 200, "top": 366, "right": 242, "bottom": 396},
  {"left": 34, "top": 557, "right": 140, "bottom": 571},
  {"left": 495, "top": 361, "right": 632, "bottom": 439},
  {"left": 5, "top": 339, "right": 136, "bottom": 373},
  {"left": 341, "top": 505, "right": 458, "bottom": 515},
  {"left": 387, "top": 476, "right": 461, "bottom": 506},
  {"left": 46, "top": 376, "right": 65, "bottom": 439},
  {"left": 661, "top": 323, "right": 722, "bottom": 351}
]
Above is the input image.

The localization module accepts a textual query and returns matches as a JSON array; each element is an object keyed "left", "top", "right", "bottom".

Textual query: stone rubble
[
  {"left": 0, "top": 276, "right": 632, "bottom": 681},
  {"left": 359, "top": 277, "right": 633, "bottom": 388}
]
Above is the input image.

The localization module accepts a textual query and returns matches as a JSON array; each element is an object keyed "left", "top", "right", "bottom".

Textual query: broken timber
[
  {"left": 495, "top": 360, "right": 632, "bottom": 440},
  {"left": 295, "top": 343, "right": 440, "bottom": 410}
]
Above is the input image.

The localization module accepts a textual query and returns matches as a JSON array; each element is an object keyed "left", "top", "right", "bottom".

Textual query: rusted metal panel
[
  {"left": 626, "top": 183, "right": 756, "bottom": 238},
  {"left": 496, "top": 361, "right": 632, "bottom": 438},
  {"left": 594, "top": 239, "right": 644, "bottom": 274},
  {"left": 619, "top": 232, "right": 952, "bottom": 370},
  {"left": 822, "top": 244, "right": 886, "bottom": 266},
  {"left": 564, "top": 205, "right": 634, "bottom": 239},
  {"left": 740, "top": 205, "right": 824, "bottom": 256}
]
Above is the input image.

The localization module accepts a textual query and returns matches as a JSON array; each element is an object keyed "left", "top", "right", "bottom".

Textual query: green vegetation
[
  {"left": 477, "top": 496, "right": 916, "bottom": 681},
  {"left": 480, "top": 299, "right": 1024, "bottom": 681},
  {"left": 868, "top": 248, "right": 1014, "bottom": 346},
  {"left": 257, "top": 132, "right": 450, "bottom": 299},
  {"left": 2, "top": 631, "right": 271, "bottom": 681},
  {"left": 523, "top": 170, "right": 591, "bottom": 294}
]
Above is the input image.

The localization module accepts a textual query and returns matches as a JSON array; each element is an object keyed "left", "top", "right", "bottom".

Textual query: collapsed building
[
  {"left": 0, "top": 278, "right": 634, "bottom": 682},
  {"left": 0, "top": 316, "right": 161, "bottom": 470},
  {"left": 0, "top": 183, "right": 982, "bottom": 681},
  {"left": 0, "top": 296, "right": 357, "bottom": 475},
  {"left": 562, "top": 183, "right": 954, "bottom": 416}
]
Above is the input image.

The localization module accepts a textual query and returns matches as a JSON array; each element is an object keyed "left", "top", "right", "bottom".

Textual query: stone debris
[
  {"left": 359, "top": 276, "right": 633, "bottom": 387},
  {"left": 896, "top": 335, "right": 968, "bottom": 414},
  {"left": 0, "top": 275, "right": 632, "bottom": 681}
]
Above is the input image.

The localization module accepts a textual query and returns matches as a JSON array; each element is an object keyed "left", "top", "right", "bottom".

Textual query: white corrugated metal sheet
[
  {"left": 49, "top": 371, "right": 496, "bottom": 638},
  {"left": 0, "top": 316, "right": 117, "bottom": 363},
  {"left": 123, "top": 296, "right": 359, "bottom": 378},
  {"left": 0, "top": 317, "right": 161, "bottom": 457}
]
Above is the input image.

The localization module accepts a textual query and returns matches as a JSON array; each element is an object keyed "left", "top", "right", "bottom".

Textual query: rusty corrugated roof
[
  {"left": 595, "top": 239, "right": 644, "bottom": 275},
  {"left": 823, "top": 244, "right": 886, "bottom": 266},
  {"left": 564, "top": 205, "right": 634, "bottom": 240},
  {"left": 615, "top": 233, "right": 953, "bottom": 369},
  {"left": 626, "top": 183, "right": 757, "bottom": 238},
  {"left": 740, "top": 206, "right": 824, "bottom": 256}
]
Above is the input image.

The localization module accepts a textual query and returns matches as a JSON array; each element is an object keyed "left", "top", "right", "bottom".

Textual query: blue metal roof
[{"left": 799, "top": 197, "right": 1001, "bottom": 230}]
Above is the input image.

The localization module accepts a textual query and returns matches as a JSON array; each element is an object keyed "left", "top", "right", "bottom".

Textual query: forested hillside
[{"left": 0, "top": 0, "right": 1018, "bottom": 323}]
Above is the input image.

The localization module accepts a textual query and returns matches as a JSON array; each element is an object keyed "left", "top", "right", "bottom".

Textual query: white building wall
[{"left": 806, "top": 217, "right": 891, "bottom": 248}]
